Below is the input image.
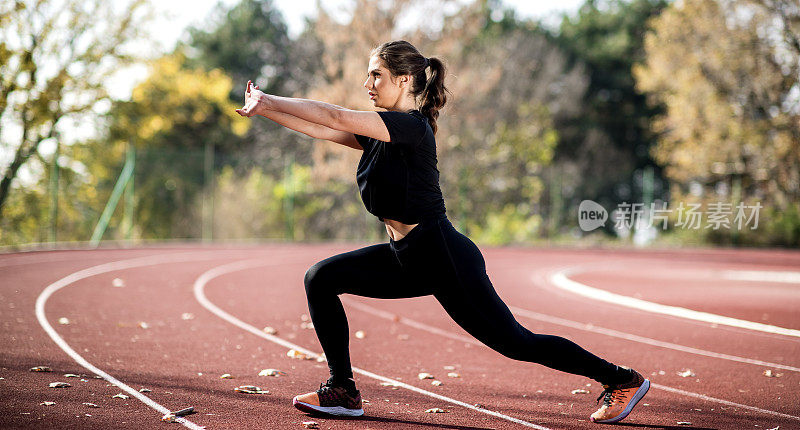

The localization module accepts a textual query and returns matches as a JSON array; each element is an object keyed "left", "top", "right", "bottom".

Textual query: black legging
[{"left": 304, "top": 215, "right": 626, "bottom": 386}]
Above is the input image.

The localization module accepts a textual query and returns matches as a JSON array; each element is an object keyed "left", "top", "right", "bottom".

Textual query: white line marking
[
  {"left": 651, "top": 383, "right": 800, "bottom": 421},
  {"left": 550, "top": 268, "right": 800, "bottom": 338},
  {"left": 345, "top": 295, "right": 800, "bottom": 373},
  {"left": 339, "top": 299, "right": 800, "bottom": 421},
  {"left": 35, "top": 251, "right": 244, "bottom": 430},
  {"left": 193, "top": 259, "right": 551, "bottom": 430},
  {"left": 508, "top": 306, "right": 800, "bottom": 373},
  {"left": 722, "top": 270, "right": 800, "bottom": 284},
  {"left": 342, "top": 299, "right": 481, "bottom": 346}
]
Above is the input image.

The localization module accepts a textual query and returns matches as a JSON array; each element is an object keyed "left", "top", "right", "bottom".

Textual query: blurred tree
[
  {"left": 184, "top": 0, "right": 321, "bottom": 176},
  {"left": 554, "top": 0, "right": 668, "bottom": 222},
  {"left": 0, "top": 0, "right": 152, "bottom": 221},
  {"left": 92, "top": 52, "right": 248, "bottom": 239},
  {"left": 636, "top": 0, "right": 800, "bottom": 245}
]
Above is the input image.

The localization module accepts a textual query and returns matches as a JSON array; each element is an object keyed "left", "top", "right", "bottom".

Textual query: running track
[{"left": 1, "top": 244, "right": 798, "bottom": 429}]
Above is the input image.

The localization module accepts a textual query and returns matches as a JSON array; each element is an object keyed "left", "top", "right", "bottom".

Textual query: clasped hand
[{"left": 236, "top": 80, "right": 267, "bottom": 117}]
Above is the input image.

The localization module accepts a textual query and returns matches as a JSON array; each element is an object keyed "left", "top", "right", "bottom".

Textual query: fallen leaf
[
  {"left": 58, "top": 317, "right": 70, "bottom": 325},
  {"left": 112, "top": 393, "right": 129, "bottom": 399},
  {"left": 446, "top": 372, "right": 460, "bottom": 378},
  {"left": 40, "top": 401, "right": 55, "bottom": 406},
  {"left": 262, "top": 326, "right": 278, "bottom": 335},
  {"left": 300, "top": 322, "right": 315, "bottom": 330},
  {"left": 425, "top": 408, "right": 448, "bottom": 413},
  {"left": 763, "top": 369, "right": 782, "bottom": 378},
  {"left": 220, "top": 374, "right": 234, "bottom": 379},
  {"left": 112, "top": 278, "right": 125, "bottom": 287},
  {"left": 677, "top": 422, "right": 692, "bottom": 426},
  {"left": 172, "top": 407, "right": 194, "bottom": 417},
  {"left": 355, "top": 330, "right": 366, "bottom": 339},
  {"left": 139, "top": 388, "right": 151, "bottom": 393},
  {"left": 431, "top": 380, "right": 443, "bottom": 386},
  {"left": 418, "top": 373, "right": 434, "bottom": 380},
  {"left": 138, "top": 321, "right": 149, "bottom": 329},
  {"left": 234, "top": 385, "right": 269, "bottom": 394},
  {"left": 286, "top": 349, "right": 310, "bottom": 360},
  {"left": 258, "top": 368, "right": 285, "bottom": 377},
  {"left": 49, "top": 382, "right": 71, "bottom": 388},
  {"left": 571, "top": 389, "right": 590, "bottom": 394},
  {"left": 677, "top": 369, "right": 695, "bottom": 378},
  {"left": 64, "top": 374, "right": 80, "bottom": 378},
  {"left": 161, "top": 414, "right": 177, "bottom": 423},
  {"left": 181, "top": 313, "right": 195, "bottom": 320},
  {"left": 302, "top": 421, "right": 319, "bottom": 429},
  {"left": 30, "top": 366, "right": 52, "bottom": 372},
  {"left": 83, "top": 403, "right": 100, "bottom": 408},
  {"left": 443, "top": 365, "right": 456, "bottom": 370}
]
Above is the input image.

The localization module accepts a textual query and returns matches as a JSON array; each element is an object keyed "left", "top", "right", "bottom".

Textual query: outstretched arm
[
  {"left": 238, "top": 81, "right": 361, "bottom": 149},
  {"left": 236, "top": 81, "right": 390, "bottom": 142}
]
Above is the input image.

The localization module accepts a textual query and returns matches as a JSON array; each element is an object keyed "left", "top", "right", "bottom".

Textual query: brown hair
[{"left": 371, "top": 40, "right": 449, "bottom": 134}]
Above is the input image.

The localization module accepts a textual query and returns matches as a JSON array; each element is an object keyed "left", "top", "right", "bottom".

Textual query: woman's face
[{"left": 364, "top": 56, "right": 405, "bottom": 109}]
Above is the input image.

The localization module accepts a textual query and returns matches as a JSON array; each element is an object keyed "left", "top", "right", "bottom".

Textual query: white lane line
[
  {"left": 722, "top": 270, "right": 800, "bottom": 284},
  {"left": 340, "top": 299, "right": 800, "bottom": 422},
  {"left": 346, "top": 296, "right": 800, "bottom": 373},
  {"left": 35, "top": 251, "right": 245, "bottom": 430},
  {"left": 342, "top": 299, "right": 482, "bottom": 346},
  {"left": 549, "top": 268, "right": 800, "bottom": 338},
  {"left": 651, "top": 383, "right": 800, "bottom": 421},
  {"left": 508, "top": 306, "right": 800, "bottom": 373},
  {"left": 193, "top": 259, "right": 551, "bottom": 430}
]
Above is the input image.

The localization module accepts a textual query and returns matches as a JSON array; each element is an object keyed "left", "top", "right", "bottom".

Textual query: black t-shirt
[{"left": 355, "top": 110, "right": 447, "bottom": 224}]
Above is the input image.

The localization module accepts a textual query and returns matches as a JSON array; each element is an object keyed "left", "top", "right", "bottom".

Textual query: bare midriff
[{"left": 384, "top": 218, "right": 419, "bottom": 241}]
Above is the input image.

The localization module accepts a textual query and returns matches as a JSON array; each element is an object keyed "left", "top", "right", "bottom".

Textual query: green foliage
[
  {"left": 636, "top": 0, "right": 800, "bottom": 246},
  {"left": 97, "top": 53, "right": 248, "bottom": 240},
  {"left": 553, "top": 0, "right": 669, "bottom": 219},
  {"left": 0, "top": 0, "right": 152, "bottom": 225}
]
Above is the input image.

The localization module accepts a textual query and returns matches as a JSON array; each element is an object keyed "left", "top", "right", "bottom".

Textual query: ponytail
[
  {"left": 371, "top": 40, "right": 450, "bottom": 135},
  {"left": 419, "top": 56, "right": 448, "bottom": 135}
]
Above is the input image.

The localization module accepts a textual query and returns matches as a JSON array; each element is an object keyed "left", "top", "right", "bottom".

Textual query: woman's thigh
[
  {"left": 428, "top": 224, "right": 523, "bottom": 345},
  {"left": 306, "top": 243, "right": 434, "bottom": 299}
]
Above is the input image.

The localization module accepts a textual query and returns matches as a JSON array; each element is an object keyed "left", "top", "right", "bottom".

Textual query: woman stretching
[{"left": 235, "top": 40, "right": 649, "bottom": 424}]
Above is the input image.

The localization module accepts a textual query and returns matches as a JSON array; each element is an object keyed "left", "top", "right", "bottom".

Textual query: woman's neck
[{"left": 387, "top": 95, "right": 417, "bottom": 113}]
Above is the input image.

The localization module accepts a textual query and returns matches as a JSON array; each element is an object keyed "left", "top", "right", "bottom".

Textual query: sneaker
[
  {"left": 590, "top": 368, "right": 650, "bottom": 424},
  {"left": 293, "top": 379, "right": 364, "bottom": 417}
]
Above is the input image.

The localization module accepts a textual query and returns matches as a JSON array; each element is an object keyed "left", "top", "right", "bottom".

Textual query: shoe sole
[
  {"left": 293, "top": 397, "right": 364, "bottom": 417},
  {"left": 591, "top": 379, "right": 650, "bottom": 424}
]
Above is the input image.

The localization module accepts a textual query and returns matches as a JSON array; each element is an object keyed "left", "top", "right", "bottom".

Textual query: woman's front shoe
[{"left": 293, "top": 379, "right": 364, "bottom": 417}]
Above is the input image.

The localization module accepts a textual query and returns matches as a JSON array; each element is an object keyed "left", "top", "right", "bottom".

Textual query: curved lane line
[
  {"left": 347, "top": 300, "right": 800, "bottom": 420},
  {"left": 35, "top": 251, "right": 239, "bottom": 430},
  {"left": 550, "top": 268, "right": 800, "bottom": 338},
  {"left": 193, "top": 259, "right": 550, "bottom": 430},
  {"left": 346, "top": 297, "right": 799, "bottom": 372},
  {"left": 340, "top": 299, "right": 800, "bottom": 421}
]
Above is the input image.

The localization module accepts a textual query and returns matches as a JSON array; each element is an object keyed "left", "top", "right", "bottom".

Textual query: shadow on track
[
  {"left": 299, "top": 412, "right": 502, "bottom": 430},
  {"left": 613, "top": 423, "right": 718, "bottom": 430}
]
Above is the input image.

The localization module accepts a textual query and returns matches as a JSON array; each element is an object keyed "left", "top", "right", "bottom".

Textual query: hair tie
[{"left": 424, "top": 57, "right": 430, "bottom": 68}]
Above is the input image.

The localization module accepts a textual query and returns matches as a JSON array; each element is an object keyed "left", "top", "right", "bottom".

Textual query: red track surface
[{"left": 1, "top": 244, "right": 798, "bottom": 429}]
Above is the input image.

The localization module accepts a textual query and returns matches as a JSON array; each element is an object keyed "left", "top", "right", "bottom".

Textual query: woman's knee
[{"left": 304, "top": 260, "right": 339, "bottom": 297}]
